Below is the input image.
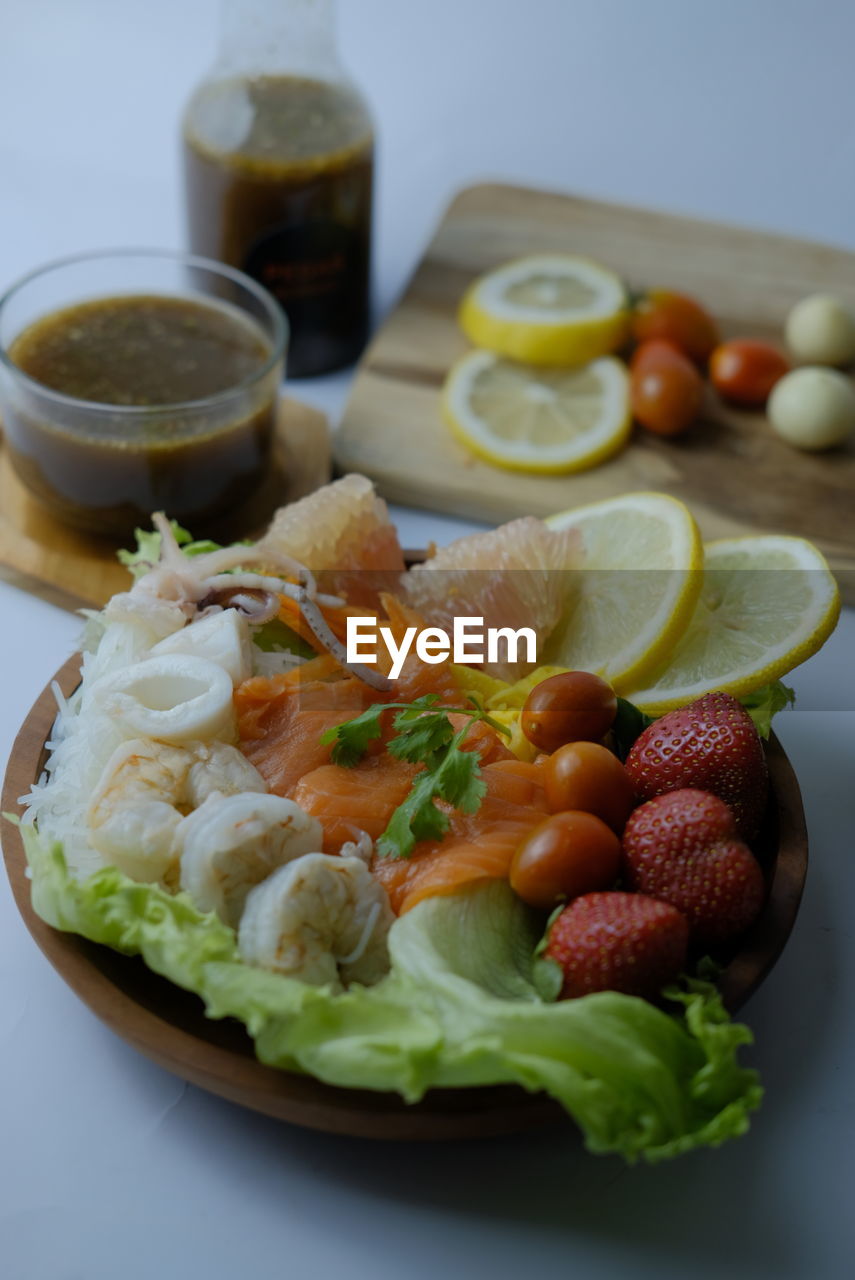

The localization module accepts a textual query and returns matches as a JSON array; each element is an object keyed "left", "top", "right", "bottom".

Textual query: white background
[{"left": 1, "top": 2, "right": 855, "bottom": 1277}]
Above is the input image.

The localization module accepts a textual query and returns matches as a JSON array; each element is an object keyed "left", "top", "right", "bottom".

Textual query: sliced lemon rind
[
  {"left": 443, "top": 351, "right": 631, "bottom": 474},
  {"left": 466, "top": 255, "right": 627, "bottom": 323},
  {"left": 459, "top": 254, "right": 630, "bottom": 366},
  {"left": 625, "top": 535, "right": 841, "bottom": 713},
  {"left": 545, "top": 493, "right": 704, "bottom": 688}
]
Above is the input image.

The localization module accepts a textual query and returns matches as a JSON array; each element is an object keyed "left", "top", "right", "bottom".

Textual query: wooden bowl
[{"left": 1, "top": 654, "right": 808, "bottom": 1141}]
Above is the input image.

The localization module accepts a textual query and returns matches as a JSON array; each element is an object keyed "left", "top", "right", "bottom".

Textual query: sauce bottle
[{"left": 182, "top": 0, "right": 373, "bottom": 378}]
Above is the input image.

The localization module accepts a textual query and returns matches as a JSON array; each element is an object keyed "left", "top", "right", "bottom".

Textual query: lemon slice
[
  {"left": 543, "top": 493, "right": 703, "bottom": 690},
  {"left": 624, "top": 535, "right": 840, "bottom": 713},
  {"left": 459, "top": 255, "right": 630, "bottom": 366},
  {"left": 443, "top": 350, "right": 631, "bottom": 474}
]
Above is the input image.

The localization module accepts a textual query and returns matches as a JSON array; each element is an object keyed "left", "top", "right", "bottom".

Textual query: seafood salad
[{"left": 16, "top": 476, "right": 837, "bottom": 1162}]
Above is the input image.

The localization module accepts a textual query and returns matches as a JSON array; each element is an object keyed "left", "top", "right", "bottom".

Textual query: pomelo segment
[
  {"left": 258, "top": 474, "right": 406, "bottom": 605},
  {"left": 402, "top": 517, "right": 582, "bottom": 680},
  {"left": 259, "top": 474, "right": 405, "bottom": 574}
]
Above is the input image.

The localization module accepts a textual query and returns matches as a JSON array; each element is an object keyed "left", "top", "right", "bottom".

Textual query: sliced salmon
[
  {"left": 291, "top": 754, "right": 419, "bottom": 852},
  {"left": 235, "top": 671, "right": 371, "bottom": 796},
  {"left": 371, "top": 759, "right": 549, "bottom": 914},
  {"left": 290, "top": 719, "right": 514, "bottom": 851}
]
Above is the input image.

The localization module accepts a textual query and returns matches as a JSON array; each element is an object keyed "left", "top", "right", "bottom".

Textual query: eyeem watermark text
[{"left": 346, "top": 616, "right": 537, "bottom": 679}]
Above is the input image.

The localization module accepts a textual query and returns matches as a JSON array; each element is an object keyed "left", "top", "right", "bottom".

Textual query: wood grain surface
[
  {"left": 336, "top": 182, "right": 855, "bottom": 602},
  {"left": 1, "top": 652, "right": 808, "bottom": 1141},
  {"left": 0, "top": 396, "right": 331, "bottom": 611}
]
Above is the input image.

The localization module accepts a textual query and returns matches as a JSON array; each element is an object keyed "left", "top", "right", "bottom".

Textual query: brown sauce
[
  {"left": 5, "top": 294, "right": 278, "bottom": 538},
  {"left": 183, "top": 75, "right": 373, "bottom": 378}
]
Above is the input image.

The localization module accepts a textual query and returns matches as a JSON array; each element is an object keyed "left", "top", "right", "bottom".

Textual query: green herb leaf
[
  {"left": 320, "top": 703, "right": 389, "bottom": 767},
  {"left": 612, "top": 696, "right": 655, "bottom": 759},
  {"left": 324, "top": 695, "right": 506, "bottom": 860},
  {"left": 740, "top": 681, "right": 796, "bottom": 738},
  {"left": 432, "top": 735, "right": 487, "bottom": 813},
  {"left": 377, "top": 771, "right": 452, "bottom": 859},
  {"left": 531, "top": 955, "right": 564, "bottom": 1003},
  {"left": 388, "top": 700, "right": 454, "bottom": 764}
]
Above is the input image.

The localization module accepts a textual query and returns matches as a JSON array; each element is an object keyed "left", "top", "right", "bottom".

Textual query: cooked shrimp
[
  {"left": 185, "top": 742, "right": 267, "bottom": 806},
  {"left": 86, "top": 738, "right": 266, "bottom": 884},
  {"left": 178, "top": 793, "right": 323, "bottom": 927},
  {"left": 238, "top": 853, "right": 395, "bottom": 990}
]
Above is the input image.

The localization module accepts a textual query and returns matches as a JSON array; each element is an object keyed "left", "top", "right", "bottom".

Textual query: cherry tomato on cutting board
[
  {"left": 632, "top": 289, "right": 720, "bottom": 364},
  {"left": 544, "top": 741, "right": 636, "bottom": 834},
  {"left": 709, "top": 339, "right": 790, "bottom": 407},
  {"left": 630, "top": 339, "right": 704, "bottom": 437},
  {"left": 521, "top": 671, "right": 617, "bottom": 753},
  {"left": 510, "top": 811, "right": 622, "bottom": 910}
]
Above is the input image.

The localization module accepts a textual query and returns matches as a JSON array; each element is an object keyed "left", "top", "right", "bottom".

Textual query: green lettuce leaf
[
  {"left": 251, "top": 617, "right": 315, "bottom": 660},
  {"left": 116, "top": 522, "right": 234, "bottom": 581},
  {"left": 740, "top": 681, "right": 796, "bottom": 738},
  {"left": 21, "top": 825, "right": 761, "bottom": 1162}
]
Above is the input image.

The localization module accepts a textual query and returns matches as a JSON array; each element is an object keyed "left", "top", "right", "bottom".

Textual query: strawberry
[
  {"left": 544, "top": 891, "right": 689, "bottom": 1000},
  {"left": 624, "top": 691, "right": 769, "bottom": 839},
  {"left": 622, "top": 789, "right": 766, "bottom": 946}
]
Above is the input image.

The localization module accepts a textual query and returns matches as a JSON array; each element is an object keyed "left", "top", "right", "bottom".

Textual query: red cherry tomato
[
  {"left": 521, "top": 671, "right": 617, "bottom": 753},
  {"left": 630, "top": 339, "right": 704, "bottom": 437},
  {"left": 709, "top": 339, "right": 790, "bottom": 407},
  {"left": 632, "top": 290, "right": 720, "bottom": 364},
  {"left": 543, "top": 741, "right": 636, "bottom": 834},
  {"left": 510, "top": 811, "right": 621, "bottom": 909}
]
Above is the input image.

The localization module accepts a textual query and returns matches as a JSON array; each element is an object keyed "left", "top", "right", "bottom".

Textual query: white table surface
[{"left": 2, "top": 3, "right": 855, "bottom": 1277}]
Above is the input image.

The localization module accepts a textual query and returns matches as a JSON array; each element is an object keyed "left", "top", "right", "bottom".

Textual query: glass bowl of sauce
[{"left": 0, "top": 249, "right": 287, "bottom": 538}]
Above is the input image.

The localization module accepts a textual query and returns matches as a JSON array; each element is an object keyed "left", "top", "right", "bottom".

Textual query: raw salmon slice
[
  {"left": 291, "top": 755, "right": 419, "bottom": 852},
  {"left": 235, "top": 641, "right": 497, "bottom": 801},
  {"left": 291, "top": 720, "right": 515, "bottom": 852},
  {"left": 372, "top": 759, "right": 549, "bottom": 914},
  {"left": 235, "top": 671, "right": 371, "bottom": 797}
]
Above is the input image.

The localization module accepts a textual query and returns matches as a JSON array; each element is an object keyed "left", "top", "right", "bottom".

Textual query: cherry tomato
[
  {"left": 521, "top": 671, "right": 617, "bottom": 753},
  {"left": 632, "top": 290, "right": 720, "bottom": 364},
  {"left": 630, "top": 339, "right": 704, "bottom": 437},
  {"left": 510, "top": 811, "right": 621, "bottom": 909},
  {"left": 543, "top": 742, "right": 636, "bottom": 834},
  {"left": 709, "top": 339, "right": 790, "bottom": 407}
]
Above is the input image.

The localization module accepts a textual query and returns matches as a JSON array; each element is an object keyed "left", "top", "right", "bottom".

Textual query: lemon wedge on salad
[
  {"left": 544, "top": 493, "right": 703, "bottom": 690},
  {"left": 459, "top": 254, "right": 630, "bottom": 366},
  {"left": 443, "top": 350, "right": 631, "bottom": 473},
  {"left": 624, "top": 535, "right": 840, "bottom": 713}
]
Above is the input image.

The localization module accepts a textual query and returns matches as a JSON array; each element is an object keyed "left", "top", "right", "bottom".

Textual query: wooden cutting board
[
  {"left": 336, "top": 182, "right": 855, "bottom": 603},
  {"left": 0, "top": 397, "right": 330, "bottom": 611}
]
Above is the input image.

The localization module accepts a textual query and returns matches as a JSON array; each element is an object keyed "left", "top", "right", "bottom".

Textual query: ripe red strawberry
[
  {"left": 622, "top": 789, "right": 766, "bottom": 946},
  {"left": 624, "top": 691, "right": 768, "bottom": 839},
  {"left": 544, "top": 891, "right": 689, "bottom": 1000}
]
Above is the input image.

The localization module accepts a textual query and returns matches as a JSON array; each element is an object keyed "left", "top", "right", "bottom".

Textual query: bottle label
[
  {"left": 244, "top": 219, "right": 364, "bottom": 307},
  {"left": 243, "top": 219, "right": 369, "bottom": 374}
]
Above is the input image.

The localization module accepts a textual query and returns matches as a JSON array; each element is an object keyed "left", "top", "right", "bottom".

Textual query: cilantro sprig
[{"left": 320, "top": 695, "right": 510, "bottom": 860}]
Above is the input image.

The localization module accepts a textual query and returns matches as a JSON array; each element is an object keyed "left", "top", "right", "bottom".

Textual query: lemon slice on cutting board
[
  {"left": 459, "top": 254, "right": 630, "bottom": 366},
  {"left": 624, "top": 535, "right": 841, "bottom": 713},
  {"left": 543, "top": 493, "right": 704, "bottom": 690},
  {"left": 443, "top": 350, "right": 631, "bottom": 473}
]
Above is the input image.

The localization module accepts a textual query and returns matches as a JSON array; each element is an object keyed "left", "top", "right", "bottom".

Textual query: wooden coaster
[{"left": 0, "top": 397, "right": 331, "bottom": 611}]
